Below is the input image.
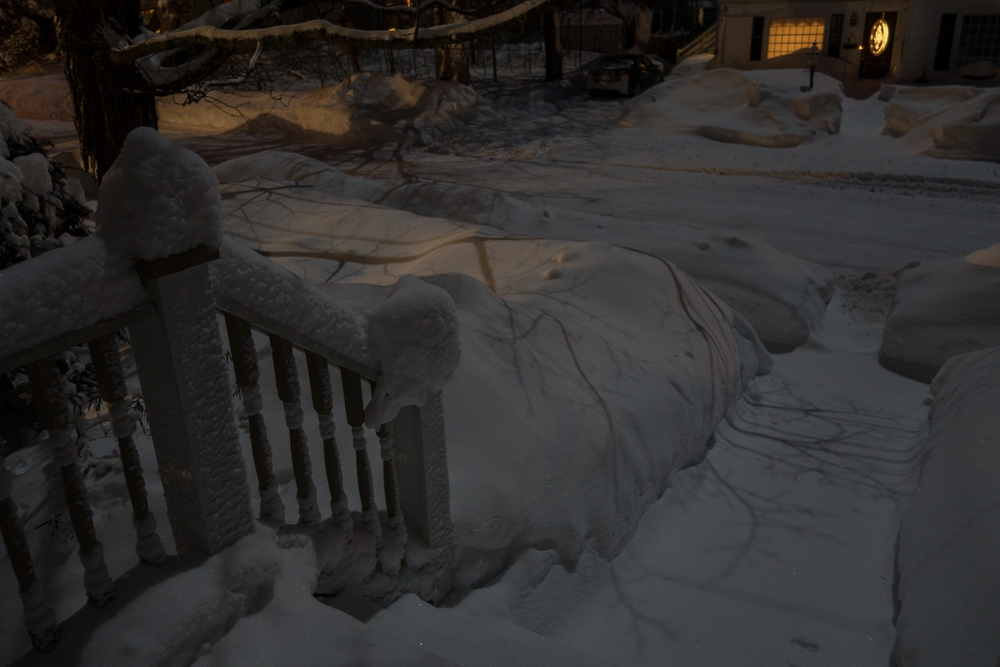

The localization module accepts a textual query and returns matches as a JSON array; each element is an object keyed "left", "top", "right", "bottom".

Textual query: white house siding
[
  {"left": 719, "top": 15, "right": 755, "bottom": 65},
  {"left": 718, "top": 1, "right": 911, "bottom": 78},
  {"left": 901, "top": 0, "right": 1000, "bottom": 80}
]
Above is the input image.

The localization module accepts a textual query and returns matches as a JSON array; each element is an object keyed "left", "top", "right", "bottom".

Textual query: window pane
[
  {"left": 766, "top": 17, "right": 826, "bottom": 59},
  {"left": 957, "top": 14, "right": 1000, "bottom": 67}
]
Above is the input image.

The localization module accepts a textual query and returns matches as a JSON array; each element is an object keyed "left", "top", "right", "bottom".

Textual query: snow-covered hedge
[
  {"left": 892, "top": 346, "right": 1000, "bottom": 666},
  {"left": 880, "top": 244, "right": 1000, "bottom": 382},
  {"left": 215, "top": 155, "right": 772, "bottom": 585},
  {"left": 0, "top": 101, "right": 94, "bottom": 451}
]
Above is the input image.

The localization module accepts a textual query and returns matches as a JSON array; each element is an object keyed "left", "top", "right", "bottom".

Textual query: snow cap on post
[
  {"left": 364, "top": 274, "right": 461, "bottom": 429},
  {"left": 96, "top": 127, "right": 223, "bottom": 261}
]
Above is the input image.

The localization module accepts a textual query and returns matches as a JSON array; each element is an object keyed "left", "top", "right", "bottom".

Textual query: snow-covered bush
[{"left": 0, "top": 100, "right": 95, "bottom": 451}]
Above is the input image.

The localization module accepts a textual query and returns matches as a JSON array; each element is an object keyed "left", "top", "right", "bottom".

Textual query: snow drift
[
  {"left": 214, "top": 151, "right": 833, "bottom": 352},
  {"left": 215, "top": 155, "right": 771, "bottom": 586},
  {"left": 156, "top": 71, "right": 488, "bottom": 144},
  {"left": 880, "top": 244, "right": 1000, "bottom": 382},
  {"left": 881, "top": 84, "right": 1000, "bottom": 162},
  {"left": 892, "top": 346, "right": 1000, "bottom": 667},
  {"left": 619, "top": 68, "right": 842, "bottom": 148}
]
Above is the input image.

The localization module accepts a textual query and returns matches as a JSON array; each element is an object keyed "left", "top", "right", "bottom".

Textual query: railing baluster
[
  {"left": 270, "top": 335, "right": 321, "bottom": 527},
  {"left": 28, "top": 356, "right": 115, "bottom": 607},
  {"left": 0, "top": 452, "right": 57, "bottom": 651},
  {"left": 367, "top": 380, "right": 406, "bottom": 549},
  {"left": 341, "top": 369, "right": 381, "bottom": 547},
  {"left": 378, "top": 423, "right": 407, "bottom": 545},
  {"left": 305, "top": 352, "right": 352, "bottom": 535},
  {"left": 224, "top": 315, "right": 285, "bottom": 526},
  {"left": 88, "top": 334, "right": 166, "bottom": 565}
]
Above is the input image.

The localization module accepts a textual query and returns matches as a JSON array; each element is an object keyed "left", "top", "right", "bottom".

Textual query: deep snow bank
[
  {"left": 881, "top": 84, "right": 1000, "bottom": 162},
  {"left": 619, "top": 68, "right": 842, "bottom": 147},
  {"left": 880, "top": 244, "right": 1000, "bottom": 382},
  {"left": 157, "top": 72, "right": 490, "bottom": 143},
  {"left": 215, "top": 156, "right": 771, "bottom": 586},
  {"left": 892, "top": 346, "right": 1000, "bottom": 667},
  {"left": 214, "top": 151, "right": 833, "bottom": 352}
]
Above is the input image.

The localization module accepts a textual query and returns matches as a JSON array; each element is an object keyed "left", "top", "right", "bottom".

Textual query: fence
[{"left": 0, "top": 228, "right": 455, "bottom": 652}]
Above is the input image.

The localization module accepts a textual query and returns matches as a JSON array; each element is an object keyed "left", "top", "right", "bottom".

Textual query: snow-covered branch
[
  {"left": 342, "top": 0, "right": 513, "bottom": 19},
  {"left": 112, "top": 0, "right": 554, "bottom": 64}
]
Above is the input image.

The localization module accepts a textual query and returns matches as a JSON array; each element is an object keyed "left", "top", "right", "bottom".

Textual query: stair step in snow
[
  {"left": 325, "top": 591, "right": 519, "bottom": 667},
  {"left": 388, "top": 594, "right": 616, "bottom": 667}
]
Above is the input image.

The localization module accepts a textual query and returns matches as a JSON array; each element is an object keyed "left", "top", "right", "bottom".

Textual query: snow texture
[
  {"left": 214, "top": 154, "right": 771, "bottom": 585},
  {"left": 880, "top": 244, "right": 1000, "bottom": 380},
  {"left": 0, "top": 235, "right": 148, "bottom": 364},
  {"left": 210, "top": 237, "right": 371, "bottom": 366},
  {"left": 364, "top": 274, "right": 461, "bottom": 428},
  {"left": 96, "top": 127, "right": 224, "bottom": 261},
  {"left": 13, "top": 525, "right": 283, "bottom": 667},
  {"left": 893, "top": 346, "right": 1000, "bottom": 667},
  {"left": 881, "top": 84, "right": 1000, "bottom": 162},
  {"left": 620, "top": 69, "right": 842, "bottom": 148},
  {"left": 157, "top": 72, "right": 484, "bottom": 144},
  {"left": 214, "top": 151, "right": 832, "bottom": 352}
]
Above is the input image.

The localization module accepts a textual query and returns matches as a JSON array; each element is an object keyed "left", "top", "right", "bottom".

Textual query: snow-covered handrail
[
  {"left": 111, "top": 0, "right": 554, "bottom": 63},
  {"left": 0, "top": 236, "right": 154, "bottom": 375},
  {"left": 211, "top": 238, "right": 377, "bottom": 379},
  {"left": 0, "top": 128, "right": 459, "bottom": 653}
]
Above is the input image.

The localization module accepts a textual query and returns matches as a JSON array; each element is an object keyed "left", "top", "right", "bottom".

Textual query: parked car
[{"left": 586, "top": 54, "right": 665, "bottom": 97}]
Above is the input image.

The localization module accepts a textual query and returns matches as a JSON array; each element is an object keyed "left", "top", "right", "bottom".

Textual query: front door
[{"left": 858, "top": 12, "right": 898, "bottom": 79}]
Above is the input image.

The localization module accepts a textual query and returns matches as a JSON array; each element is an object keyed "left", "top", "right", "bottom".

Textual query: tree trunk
[
  {"left": 56, "top": 0, "right": 158, "bottom": 181},
  {"left": 543, "top": 9, "right": 562, "bottom": 81},
  {"left": 433, "top": 9, "right": 470, "bottom": 83}
]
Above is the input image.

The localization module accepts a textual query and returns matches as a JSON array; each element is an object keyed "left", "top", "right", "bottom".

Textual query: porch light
[{"left": 802, "top": 42, "right": 820, "bottom": 91}]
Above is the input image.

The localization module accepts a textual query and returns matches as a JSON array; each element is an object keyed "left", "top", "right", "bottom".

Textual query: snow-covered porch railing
[{"left": 0, "top": 129, "right": 460, "bottom": 653}]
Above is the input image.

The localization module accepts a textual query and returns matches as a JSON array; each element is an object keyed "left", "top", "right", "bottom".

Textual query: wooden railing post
[
  {"left": 224, "top": 315, "right": 285, "bottom": 526},
  {"left": 270, "top": 335, "right": 321, "bottom": 527},
  {"left": 28, "top": 356, "right": 116, "bottom": 606},
  {"left": 391, "top": 391, "right": 453, "bottom": 551},
  {"left": 341, "top": 369, "right": 381, "bottom": 546},
  {"left": 0, "top": 452, "right": 57, "bottom": 650},
  {"left": 88, "top": 333, "right": 167, "bottom": 565},
  {"left": 128, "top": 248, "right": 253, "bottom": 554},
  {"left": 305, "top": 352, "right": 352, "bottom": 535}
]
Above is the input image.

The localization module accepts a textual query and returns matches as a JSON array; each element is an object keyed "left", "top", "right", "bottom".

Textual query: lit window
[{"left": 766, "top": 18, "right": 826, "bottom": 59}]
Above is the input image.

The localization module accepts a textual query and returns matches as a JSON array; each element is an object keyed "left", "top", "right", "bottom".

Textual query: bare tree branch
[{"left": 111, "top": 0, "right": 554, "bottom": 63}]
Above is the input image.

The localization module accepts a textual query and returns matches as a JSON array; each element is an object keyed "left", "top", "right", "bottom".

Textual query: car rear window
[{"left": 597, "top": 56, "right": 638, "bottom": 69}]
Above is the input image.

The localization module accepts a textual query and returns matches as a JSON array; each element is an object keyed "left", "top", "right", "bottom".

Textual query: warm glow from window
[{"left": 766, "top": 17, "right": 826, "bottom": 59}]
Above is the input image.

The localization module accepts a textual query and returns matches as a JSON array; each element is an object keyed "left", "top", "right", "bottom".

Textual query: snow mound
[
  {"left": 881, "top": 84, "right": 1000, "bottom": 162},
  {"left": 669, "top": 53, "right": 714, "bottom": 79},
  {"left": 214, "top": 151, "right": 833, "bottom": 352},
  {"left": 96, "top": 127, "right": 224, "bottom": 261},
  {"left": 620, "top": 68, "right": 842, "bottom": 147},
  {"left": 893, "top": 346, "right": 1000, "bottom": 667},
  {"left": 157, "top": 72, "right": 484, "bottom": 143},
  {"left": 880, "top": 245, "right": 1000, "bottom": 382},
  {"left": 217, "top": 159, "right": 771, "bottom": 586}
]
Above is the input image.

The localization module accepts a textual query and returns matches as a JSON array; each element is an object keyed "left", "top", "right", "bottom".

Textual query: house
[{"left": 714, "top": 1, "right": 1000, "bottom": 83}]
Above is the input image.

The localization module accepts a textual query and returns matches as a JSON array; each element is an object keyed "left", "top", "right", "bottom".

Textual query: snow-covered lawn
[{"left": 2, "top": 63, "right": 999, "bottom": 666}]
